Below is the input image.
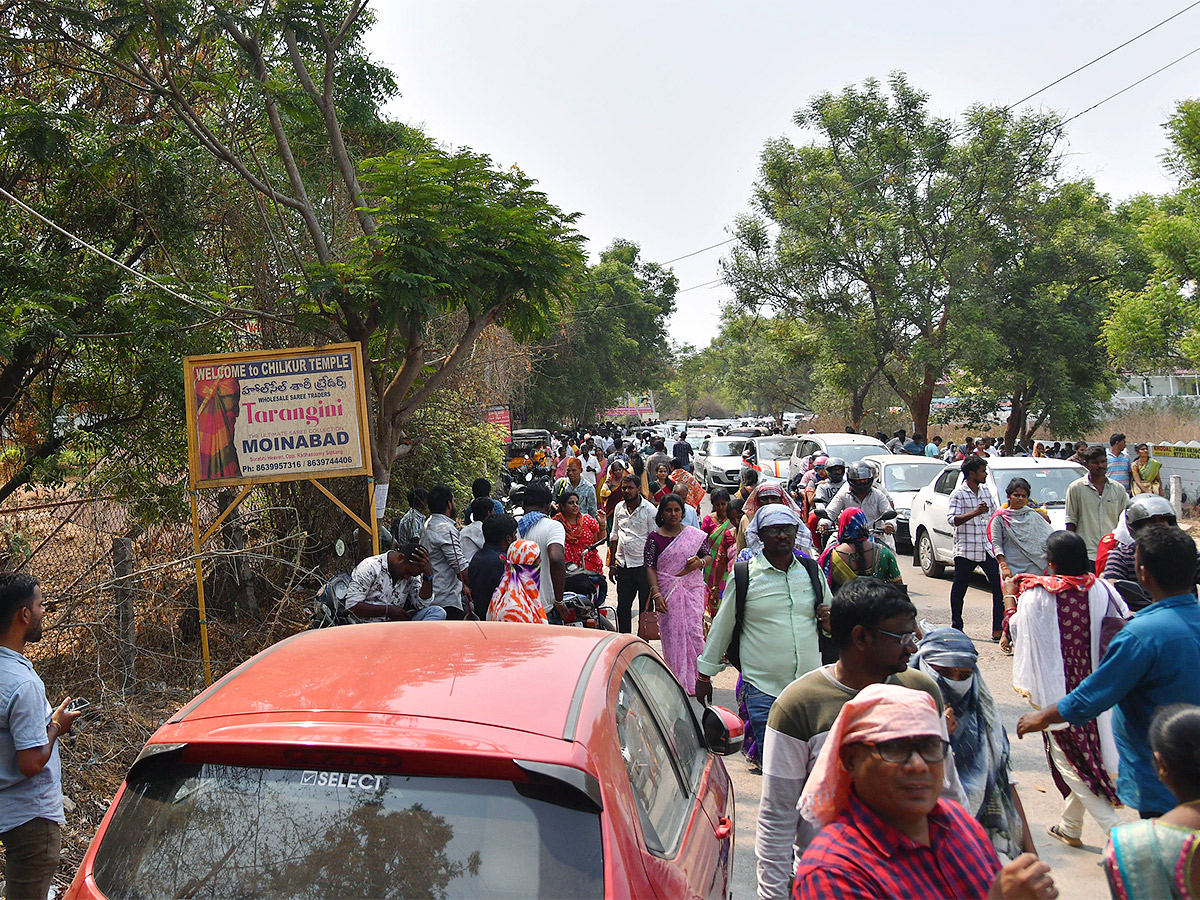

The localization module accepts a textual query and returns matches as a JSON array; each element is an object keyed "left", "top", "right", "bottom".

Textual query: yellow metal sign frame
[{"left": 183, "top": 343, "right": 378, "bottom": 684}]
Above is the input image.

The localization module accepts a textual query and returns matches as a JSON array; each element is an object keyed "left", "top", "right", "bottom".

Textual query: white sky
[{"left": 364, "top": 1, "right": 1200, "bottom": 348}]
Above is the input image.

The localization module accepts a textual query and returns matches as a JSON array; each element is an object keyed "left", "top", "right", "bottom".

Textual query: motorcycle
[
  {"left": 556, "top": 537, "right": 616, "bottom": 630},
  {"left": 813, "top": 507, "right": 898, "bottom": 551}
]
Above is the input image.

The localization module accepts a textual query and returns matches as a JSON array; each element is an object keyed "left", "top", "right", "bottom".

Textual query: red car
[{"left": 65, "top": 623, "right": 741, "bottom": 899}]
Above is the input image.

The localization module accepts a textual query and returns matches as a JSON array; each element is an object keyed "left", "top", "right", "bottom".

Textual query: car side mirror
[{"left": 702, "top": 705, "right": 744, "bottom": 756}]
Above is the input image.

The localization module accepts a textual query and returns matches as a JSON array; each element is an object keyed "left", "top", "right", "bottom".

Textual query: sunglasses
[{"left": 868, "top": 737, "right": 950, "bottom": 764}]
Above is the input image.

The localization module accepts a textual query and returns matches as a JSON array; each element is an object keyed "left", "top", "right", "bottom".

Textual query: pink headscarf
[{"left": 799, "top": 683, "right": 946, "bottom": 827}]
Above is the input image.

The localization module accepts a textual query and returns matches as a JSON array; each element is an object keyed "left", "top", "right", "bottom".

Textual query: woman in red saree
[
  {"left": 645, "top": 494, "right": 709, "bottom": 694},
  {"left": 195, "top": 376, "right": 241, "bottom": 480}
]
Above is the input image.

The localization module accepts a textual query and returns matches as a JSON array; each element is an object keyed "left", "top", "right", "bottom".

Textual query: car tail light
[{"left": 280, "top": 748, "right": 403, "bottom": 771}]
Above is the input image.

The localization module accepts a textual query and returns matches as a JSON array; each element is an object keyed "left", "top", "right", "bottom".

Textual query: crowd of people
[{"left": 1, "top": 419, "right": 1194, "bottom": 900}]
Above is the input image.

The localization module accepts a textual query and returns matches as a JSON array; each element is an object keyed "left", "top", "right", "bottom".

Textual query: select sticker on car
[{"left": 300, "top": 770, "right": 388, "bottom": 790}]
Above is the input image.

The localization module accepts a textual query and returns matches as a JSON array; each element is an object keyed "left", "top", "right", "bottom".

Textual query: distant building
[{"left": 1111, "top": 372, "right": 1200, "bottom": 407}]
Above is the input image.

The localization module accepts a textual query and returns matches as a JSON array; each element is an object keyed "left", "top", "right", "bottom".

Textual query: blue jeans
[
  {"left": 413, "top": 606, "right": 447, "bottom": 621},
  {"left": 741, "top": 681, "right": 777, "bottom": 764}
]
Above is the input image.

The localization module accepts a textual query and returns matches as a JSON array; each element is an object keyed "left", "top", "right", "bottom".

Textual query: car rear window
[
  {"left": 710, "top": 440, "right": 748, "bottom": 457},
  {"left": 882, "top": 463, "right": 944, "bottom": 493},
  {"left": 824, "top": 443, "right": 886, "bottom": 465},
  {"left": 991, "top": 466, "right": 1085, "bottom": 507},
  {"left": 756, "top": 438, "right": 797, "bottom": 460},
  {"left": 92, "top": 764, "right": 603, "bottom": 899}
]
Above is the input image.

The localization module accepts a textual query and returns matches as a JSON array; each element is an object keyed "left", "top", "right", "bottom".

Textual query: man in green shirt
[
  {"left": 1066, "top": 445, "right": 1128, "bottom": 565},
  {"left": 695, "top": 506, "right": 832, "bottom": 763}
]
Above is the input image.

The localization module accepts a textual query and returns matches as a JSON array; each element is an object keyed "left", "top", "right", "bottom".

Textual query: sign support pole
[{"left": 189, "top": 491, "right": 214, "bottom": 686}]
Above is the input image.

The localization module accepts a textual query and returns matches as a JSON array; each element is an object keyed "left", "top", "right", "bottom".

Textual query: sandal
[{"left": 1047, "top": 824, "right": 1083, "bottom": 848}]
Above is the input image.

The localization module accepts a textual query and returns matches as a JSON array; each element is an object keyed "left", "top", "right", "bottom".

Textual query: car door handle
[{"left": 714, "top": 816, "right": 732, "bottom": 840}]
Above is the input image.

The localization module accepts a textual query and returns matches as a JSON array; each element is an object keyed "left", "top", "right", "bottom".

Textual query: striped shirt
[
  {"left": 1106, "top": 449, "right": 1132, "bottom": 493},
  {"left": 793, "top": 794, "right": 1000, "bottom": 900}
]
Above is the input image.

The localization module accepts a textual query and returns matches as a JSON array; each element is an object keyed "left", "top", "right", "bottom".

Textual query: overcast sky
[{"left": 364, "top": 1, "right": 1200, "bottom": 348}]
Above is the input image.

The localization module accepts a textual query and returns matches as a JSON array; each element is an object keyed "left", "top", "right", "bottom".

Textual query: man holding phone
[
  {"left": 946, "top": 456, "right": 1005, "bottom": 641},
  {"left": 1, "top": 573, "right": 82, "bottom": 900}
]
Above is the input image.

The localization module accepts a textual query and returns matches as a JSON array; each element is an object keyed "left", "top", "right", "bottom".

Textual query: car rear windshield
[
  {"left": 991, "top": 466, "right": 1085, "bottom": 507},
  {"left": 882, "top": 463, "right": 944, "bottom": 493},
  {"left": 92, "top": 763, "right": 604, "bottom": 899},
  {"left": 710, "top": 440, "right": 748, "bottom": 457},
  {"left": 756, "top": 438, "right": 797, "bottom": 460},
  {"left": 825, "top": 444, "right": 885, "bottom": 465}
]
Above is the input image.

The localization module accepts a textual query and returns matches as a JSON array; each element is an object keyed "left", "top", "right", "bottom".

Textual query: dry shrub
[{"left": 4, "top": 489, "right": 318, "bottom": 891}]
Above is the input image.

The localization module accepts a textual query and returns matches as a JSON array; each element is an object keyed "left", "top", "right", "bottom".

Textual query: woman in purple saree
[{"left": 645, "top": 493, "right": 709, "bottom": 694}]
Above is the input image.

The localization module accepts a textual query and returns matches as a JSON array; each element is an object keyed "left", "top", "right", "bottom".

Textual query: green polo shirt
[
  {"left": 698, "top": 551, "right": 832, "bottom": 698},
  {"left": 1065, "top": 476, "right": 1128, "bottom": 558}
]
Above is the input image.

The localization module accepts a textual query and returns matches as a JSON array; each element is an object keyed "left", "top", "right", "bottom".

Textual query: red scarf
[{"left": 1014, "top": 572, "right": 1096, "bottom": 595}]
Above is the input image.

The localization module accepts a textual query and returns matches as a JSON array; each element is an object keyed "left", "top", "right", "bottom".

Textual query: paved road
[{"left": 645, "top": 540, "right": 1123, "bottom": 899}]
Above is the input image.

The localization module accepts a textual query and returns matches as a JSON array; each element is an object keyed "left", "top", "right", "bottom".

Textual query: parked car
[
  {"left": 65, "top": 624, "right": 741, "bottom": 900},
  {"left": 788, "top": 433, "right": 891, "bottom": 481},
  {"left": 908, "top": 457, "right": 1086, "bottom": 577},
  {"left": 860, "top": 454, "right": 947, "bottom": 549},
  {"left": 694, "top": 435, "right": 750, "bottom": 490}
]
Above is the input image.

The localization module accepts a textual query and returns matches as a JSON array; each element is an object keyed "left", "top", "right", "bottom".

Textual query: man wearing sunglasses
[{"left": 794, "top": 683, "right": 1058, "bottom": 900}]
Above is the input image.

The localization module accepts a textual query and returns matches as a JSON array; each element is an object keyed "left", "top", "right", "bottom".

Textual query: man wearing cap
[
  {"left": 695, "top": 505, "right": 832, "bottom": 761},
  {"left": 793, "top": 683, "right": 1057, "bottom": 900}
]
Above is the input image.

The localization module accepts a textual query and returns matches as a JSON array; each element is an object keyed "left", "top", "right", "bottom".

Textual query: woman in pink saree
[{"left": 645, "top": 493, "right": 709, "bottom": 694}]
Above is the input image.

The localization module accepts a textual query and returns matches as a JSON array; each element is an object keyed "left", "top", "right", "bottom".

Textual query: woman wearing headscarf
[
  {"left": 644, "top": 493, "right": 709, "bottom": 694},
  {"left": 486, "top": 539, "right": 548, "bottom": 623},
  {"left": 1005, "top": 530, "right": 1130, "bottom": 849},
  {"left": 912, "top": 627, "right": 1032, "bottom": 861},
  {"left": 990, "top": 477, "right": 1054, "bottom": 579},
  {"left": 670, "top": 459, "right": 707, "bottom": 510},
  {"left": 817, "top": 506, "right": 903, "bottom": 593}
]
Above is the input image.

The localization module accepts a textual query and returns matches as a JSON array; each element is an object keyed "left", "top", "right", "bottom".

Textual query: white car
[
  {"left": 859, "top": 454, "right": 947, "bottom": 549},
  {"left": 789, "top": 433, "right": 890, "bottom": 482},
  {"left": 908, "top": 457, "right": 1086, "bottom": 578},
  {"left": 694, "top": 435, "right": 753, "bottom": 490}
]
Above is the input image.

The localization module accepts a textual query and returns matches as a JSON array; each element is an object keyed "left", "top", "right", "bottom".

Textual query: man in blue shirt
[
  {"left": 1, "top": 573, "right": 82, "bottom": 900},
  {"left": 1106, "top": 432, "right": 1132, "bottom": 495},
  {"left": 1017, "top": 525, "right": 1200, "bottom": 815}
]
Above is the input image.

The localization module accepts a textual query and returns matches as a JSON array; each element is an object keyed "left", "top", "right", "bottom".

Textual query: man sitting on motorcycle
[
  {"left": 812, "top": 458, "right": 846, "bottom": 509},
  {"left": 344, "top": 542, "right": 449, "bottom": 623},
  {"left": 823, "top": 462, "right": 897, "bottom": 550}
]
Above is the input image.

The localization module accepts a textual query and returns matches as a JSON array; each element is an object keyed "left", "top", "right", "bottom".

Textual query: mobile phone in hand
[{"left": 65, "top": 698, "right": 90, "bottom": 714}]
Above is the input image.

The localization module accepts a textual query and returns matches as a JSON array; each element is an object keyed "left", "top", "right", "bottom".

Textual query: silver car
[{"left": 859, "top": 454, "right": 947, "bottom": 549}]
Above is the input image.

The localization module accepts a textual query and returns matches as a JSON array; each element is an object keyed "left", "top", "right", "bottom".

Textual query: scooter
[{"left": 558, "top": 536, "right": 617, "bottom": 630}]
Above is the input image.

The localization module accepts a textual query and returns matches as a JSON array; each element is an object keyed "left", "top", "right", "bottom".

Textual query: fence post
[
  {"left": 1170, "top": 474, "right": 1184, "bottom": 521},
  {"left": 112, "top": 537, "right": 136, "bottom": 694}
]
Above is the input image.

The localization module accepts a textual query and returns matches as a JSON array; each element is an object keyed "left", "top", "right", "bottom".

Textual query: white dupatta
[{"left": 1010, "top": 579, "right": 1129, "bottom": 775}]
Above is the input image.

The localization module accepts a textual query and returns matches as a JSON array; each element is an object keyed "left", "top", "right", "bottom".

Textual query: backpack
[{"left": 727, "top": 554, "right": 826, "bottom": 670}]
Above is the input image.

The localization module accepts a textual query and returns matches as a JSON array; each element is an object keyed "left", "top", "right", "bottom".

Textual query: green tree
[
  {"left": 522, "top": 240, "right": 676, "bottom": 426},
  {"left": 710, "top": 310, "right": 815, "bottom": 424},
  {"left": 12, "top": 1, "right": 585, "bottom": 518},
  {"left": 724, "top": 73, "right": 1063, "bottom": 437},
  {"left": 950, "top": 180, "right": 1130, "bottom": 452},
  {"left": 1104, "top": 99, "right": 1200, "bottom": 371}
]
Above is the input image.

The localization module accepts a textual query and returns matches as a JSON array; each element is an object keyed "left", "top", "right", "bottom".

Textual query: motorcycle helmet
[
  {"left": 847, "top": 462, "right": 875, "bottom": 492},
  {"left": 824, "top": 457, "right": 846, "bottom": 481},
  {"left": 814, "top": 455, "right": 829, "bottom": 471},
  {"left": 1126, "top": 493, "right": 1176, "bottom": 530}
]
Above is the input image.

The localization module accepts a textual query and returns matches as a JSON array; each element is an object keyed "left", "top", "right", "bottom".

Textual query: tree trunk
[
  {"left": 908, "top": 373, "right": 936, "bottom": 442},
  {"left": 1003, "top": 396, "right": 1027, "bottom": 456}
]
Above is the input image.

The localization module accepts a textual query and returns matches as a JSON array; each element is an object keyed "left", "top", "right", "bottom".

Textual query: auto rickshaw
[{"left": 505, "top": 428, "right": 552, "bottom": 476}]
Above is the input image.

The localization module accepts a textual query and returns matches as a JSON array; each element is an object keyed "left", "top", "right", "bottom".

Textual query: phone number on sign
[{"left": 250, "top": 457, "right": 356, "bottom": 473}]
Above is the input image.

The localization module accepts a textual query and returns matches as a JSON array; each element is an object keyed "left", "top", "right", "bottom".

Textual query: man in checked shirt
[{"left": 946, "top": 456, "right": 1005, "bottom": 641}]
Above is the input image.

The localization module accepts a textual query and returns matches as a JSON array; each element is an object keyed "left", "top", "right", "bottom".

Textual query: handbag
[{"left": 637, "top": 599, "right": 660, "bottom": 642}]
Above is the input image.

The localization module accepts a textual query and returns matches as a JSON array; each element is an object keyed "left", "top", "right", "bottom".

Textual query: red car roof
[{"left": 169, "top": 622, "right": 632, "bottom": 742}]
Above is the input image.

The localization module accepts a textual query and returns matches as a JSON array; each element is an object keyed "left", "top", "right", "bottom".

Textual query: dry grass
[{"left": 0, "top": 489, "right": 318, "bottom": 892}]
